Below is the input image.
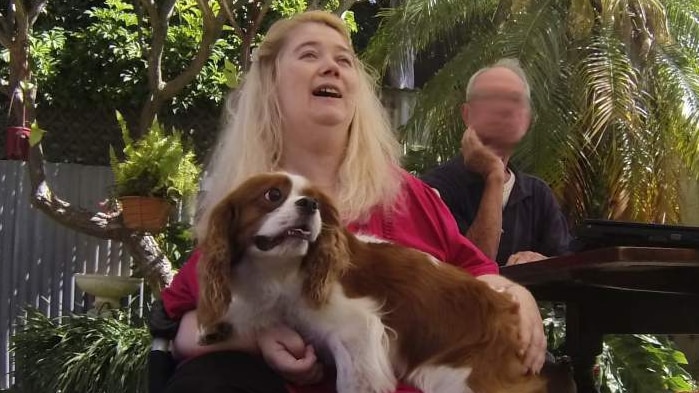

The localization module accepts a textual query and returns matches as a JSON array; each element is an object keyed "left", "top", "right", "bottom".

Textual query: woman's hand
[
  {"left": 477, "top": 274, "right": 547, "bottom": 374},
  {"left": 258, "top": 325, "right": 324, "bottom": 386},
  {"left": 505, "top": 284, "right": 547, "bottom": 373}
]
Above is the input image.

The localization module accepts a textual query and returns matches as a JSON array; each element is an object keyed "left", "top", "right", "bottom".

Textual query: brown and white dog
[{"left": 196, "top": 172, "right": 546, "bottom": 393}]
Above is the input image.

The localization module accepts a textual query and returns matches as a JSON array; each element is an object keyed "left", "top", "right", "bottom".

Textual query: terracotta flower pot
[{"left": 119, "top": 196, "right": 173, "bottom": 233}]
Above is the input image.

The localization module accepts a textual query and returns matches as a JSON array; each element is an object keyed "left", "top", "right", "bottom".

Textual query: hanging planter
[
  {"left": 109, "top": 111, "right": 200, "bottom": 233},
  {"left": 118, "top": 196, "right": 173, "bottom": 233},
  {"left": 5, "top": 126, "right": 31, "bottom": 161}
]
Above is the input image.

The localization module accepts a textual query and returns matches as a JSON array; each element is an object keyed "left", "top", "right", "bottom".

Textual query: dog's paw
[{"left": 197, "top": 322, "right": 234, "bottom": 345}]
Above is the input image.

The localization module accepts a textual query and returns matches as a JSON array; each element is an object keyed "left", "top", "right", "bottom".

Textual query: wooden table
[{"left": 501, "top": 247, "right": 699, "bottom": 393}]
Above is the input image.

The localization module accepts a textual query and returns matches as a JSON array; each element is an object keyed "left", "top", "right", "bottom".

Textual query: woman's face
[{"left": 275, "top": 22, "right": 359, "bottom": 133}]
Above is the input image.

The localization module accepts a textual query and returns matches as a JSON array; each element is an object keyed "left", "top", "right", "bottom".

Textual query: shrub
[{"left": 11, "top": 307, "right": 150, "bottom": 393}]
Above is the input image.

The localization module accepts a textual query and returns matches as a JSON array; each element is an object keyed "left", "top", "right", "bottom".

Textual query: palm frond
[
  {"left": 362, "top": 0, "right": 499, "bottom": 74},
  {"left": 644, "top": 43, "right": 699, "bottom": 218},
  {"left": 496, "top": 0, "right": 571, "bottom": 185},
  {"left": 665, "top": 0, "right": 699, "bottom": 66},
  {"left": 573, "top": 31, "right": 642, "bottom": 144},
  {"left": 400, "top": 31, "right": 500, "bottom": 168}
]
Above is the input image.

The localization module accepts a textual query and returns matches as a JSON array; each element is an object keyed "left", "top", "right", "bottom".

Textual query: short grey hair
[{"left": 465, "top": 58, "right": 531, "bottom": 102}]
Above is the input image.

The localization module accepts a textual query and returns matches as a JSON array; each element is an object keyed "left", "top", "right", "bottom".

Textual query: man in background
[{"left": 422, "top": 58, "right": 571, "bottom": 266}]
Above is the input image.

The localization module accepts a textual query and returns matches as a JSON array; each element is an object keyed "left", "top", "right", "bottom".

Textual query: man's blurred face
[{"left": 462, "top": 67, "right": 531, "bottom": 151}]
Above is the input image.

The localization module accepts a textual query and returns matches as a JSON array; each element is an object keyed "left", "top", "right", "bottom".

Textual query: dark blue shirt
[{"left": 421, "top": 155, "right": 571, "bottom": 265}]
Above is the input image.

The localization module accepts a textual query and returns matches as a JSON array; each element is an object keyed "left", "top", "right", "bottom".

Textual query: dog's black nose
[{"left": 295, "top": 197, "right": 319, "bottom": 215}]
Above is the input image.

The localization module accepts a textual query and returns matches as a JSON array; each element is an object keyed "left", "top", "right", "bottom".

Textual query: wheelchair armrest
[{"left": 148, "top": 299, "right": 179, "bottom": 393}]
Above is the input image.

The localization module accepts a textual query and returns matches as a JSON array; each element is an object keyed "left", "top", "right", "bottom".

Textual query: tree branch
[
  {"left": 27, "top": 146, "right": 131, "bottom": 240},
  {"left": 237, "top": 0, "right": 272, "bottom": 71},
  {"left": 124, "top": 234, "right": 174, "bottom": 295},
  {"left": 308, "top": 0, "right": 321, "bottom": 10},
  {"left": 158, "top": 7, "right": 226, "bottom": 103},
  {"left": 196, "top": 0, "right": 214, "bottom": 22},
  {"left": 138, "top": 0, "right": 177, "bottom": 134},
  {"left": 27, "top": 0, "right": 48, "bottom": 27},
  {"left": 220, "top": 0, "right": 245, "bottom": 39},
  {"left": 252, "top": 0, "right": 273, "bottom": 33},
  {"left": 140, "top": 0, "right": 175, "bottom": 93},
  {"left": 0, "top": 15, "right": 12, "bottom": 48}
]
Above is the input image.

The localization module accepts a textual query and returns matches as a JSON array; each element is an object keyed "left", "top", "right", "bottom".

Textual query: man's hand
[
  {"left": 461, "top": 127, "right": 505, "bottom": 178},
  {"left": 258, "top": 325, "right": 324, "bottom": 386},
  {"left": 506, "top": 251, "right": 547, "bottom": 266}
]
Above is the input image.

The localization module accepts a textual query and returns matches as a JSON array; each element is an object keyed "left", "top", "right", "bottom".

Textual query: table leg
[{"left": 565, "top": 303, "right": 603, "bottom": 393}]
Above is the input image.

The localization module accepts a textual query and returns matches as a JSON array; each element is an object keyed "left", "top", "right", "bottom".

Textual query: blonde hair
[{"left": 196, "top": 10, "right": 403, "bottom": 239}]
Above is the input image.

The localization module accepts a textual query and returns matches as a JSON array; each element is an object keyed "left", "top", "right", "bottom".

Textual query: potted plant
[{"left": 109, "top": 111, "right": 200, "bottom": 233}]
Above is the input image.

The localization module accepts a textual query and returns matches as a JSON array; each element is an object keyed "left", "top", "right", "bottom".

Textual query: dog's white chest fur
[
  {"left": 224, "top": 262, "right": 397, "bottom": 393},
  {"left": 225, "top": 259, "right": 305, "bottom": 332}
]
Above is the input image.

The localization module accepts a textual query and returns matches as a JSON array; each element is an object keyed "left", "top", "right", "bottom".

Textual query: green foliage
[
  {"left": 341, "top": 11, "right": 359, "bottom": 34},
  {"left": 11, "top": 307, "right": 149, "bottom": 393},
  {"left": 109, "top": 111, "right": 201, "bottom": 204},
  {"left": 48, "top": 0, "right": 148, "bottom": 107},
  {"left": 29, "top": 28, "right": 68, "bottom": 88},
  {"left": 539, "top": 302, "right": 696, "bottom": 392},
  {"left": 0, "top": 28, "right": 67, "bottom": 102},
  {"left": 28, "top": 121, "right": 46, "bottom": 147},
  {"left": 156, "top": 221, "right": 196, "bottom": 270},
  {"left": 272, "top": 0, "right": 308, "bottom": 17},
  {"left": 598, "top": 334, "right": 697, "bottom": 393},
  {"left": 30, "top": 0, "right": 240, "bottom": 112},
  {"left": 222, "top": 58, "right": 241, "bottom": 88},
  {"left": 402, "top": 144, "right": 432, "bottom": 175},
  {"left": 540, "top": 302, "right": 567, "bottom": 355}
]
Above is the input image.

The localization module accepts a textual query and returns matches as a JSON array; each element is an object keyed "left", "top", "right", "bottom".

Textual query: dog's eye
[{"left": 264, "top": 187, "right": 283, "bottom": 202}]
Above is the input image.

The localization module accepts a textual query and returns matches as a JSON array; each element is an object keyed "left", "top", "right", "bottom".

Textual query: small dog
[{"left": 197, "top": 172, "right": 546, "bottom": 393}]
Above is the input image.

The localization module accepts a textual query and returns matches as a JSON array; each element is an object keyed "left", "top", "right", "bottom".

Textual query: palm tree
[{"left": 364, "top": 0, "right": 699, "bottom": 225}]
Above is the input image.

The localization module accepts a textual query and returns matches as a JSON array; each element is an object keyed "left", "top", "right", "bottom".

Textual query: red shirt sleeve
[
  {"left": 160, "top": 249, "right": 202, "bottom": 320},
  {"left": 390, "top": 172, "right": 498, "bottom": 276}
]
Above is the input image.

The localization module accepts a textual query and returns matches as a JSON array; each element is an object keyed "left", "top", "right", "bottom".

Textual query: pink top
[{"left": 161, "top": 170, "right": 498, "bottom": 393}]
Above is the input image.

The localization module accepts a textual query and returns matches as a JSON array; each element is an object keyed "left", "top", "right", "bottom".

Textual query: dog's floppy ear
[
  {"left": 301, "top": 192, "right": 351, "bottom": 307},
  {"left": 197, "top": 197, "right": 240, "bottom": 330}
]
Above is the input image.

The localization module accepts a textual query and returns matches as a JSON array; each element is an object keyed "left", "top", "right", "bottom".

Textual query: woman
[{"left": 157, "top": 10, "right": 546, "bottom": 393}]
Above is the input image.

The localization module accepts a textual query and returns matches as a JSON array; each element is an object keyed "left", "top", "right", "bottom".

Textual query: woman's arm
[
  {"left": 173, "top": 311, "right": 323, "bottom": 386},
  {"left": 172, "top": 310, "right": 259, "bottom": 359}
]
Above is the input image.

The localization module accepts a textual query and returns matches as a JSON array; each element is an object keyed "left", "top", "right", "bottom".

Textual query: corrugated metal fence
[{"left": 0, "top": 160, "right": 137, "bottom": 390}]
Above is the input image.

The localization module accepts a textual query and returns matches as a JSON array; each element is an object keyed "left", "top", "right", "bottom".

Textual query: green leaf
[
  {"left": 29, "top": 121, "right": 46, "bottom": 147},
  {"left": 223, "top": 58, "right": 240, "bottom": 88},
  {"left": 341, "top": 11, "right": 358, "bottom": 33}
]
